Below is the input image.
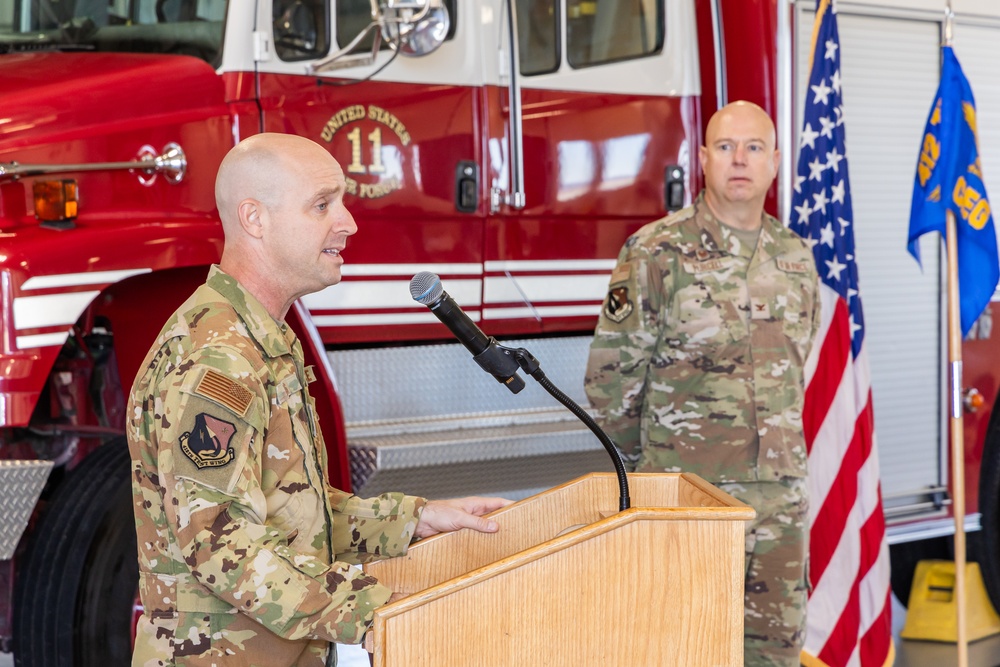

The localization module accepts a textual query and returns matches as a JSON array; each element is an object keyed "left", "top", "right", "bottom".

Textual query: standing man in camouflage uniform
[
  {"left": 128, "top": 133, "right": 510, "bottom": 666},
  {"left": 585, "top": 101, "right": 820, "bottom": 666}
]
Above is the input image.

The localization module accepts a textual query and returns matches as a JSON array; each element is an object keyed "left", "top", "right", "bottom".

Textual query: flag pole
[
  {"left": 946, "top": 207, "right": 968, "bottom": 667},
  {"left": 941, "top": 5, "right": 967, "bottom": 664}
]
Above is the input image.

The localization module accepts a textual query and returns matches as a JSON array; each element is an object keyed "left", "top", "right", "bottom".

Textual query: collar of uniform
[
  {"left": 691, "top": 191, "right": 728, "bottom": 255},
  {"left": 692, "top": 191, "right": 786, "bottom": 264},
  {"left": 205, "top": 265, "right": 292, "bottom": 358},
  {"left": 752, "top": 213, "right": 788, "bottom": 268}
]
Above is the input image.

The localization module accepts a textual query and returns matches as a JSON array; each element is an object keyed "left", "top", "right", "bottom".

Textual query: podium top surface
[{"left": 364, "top": 472, "right": 754, "bottom": 598}]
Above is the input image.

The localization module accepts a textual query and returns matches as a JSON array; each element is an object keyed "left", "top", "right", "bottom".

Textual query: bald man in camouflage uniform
[
  {"left": 586, "top": 102, "right": 820, "bottom": 666},
  {"left": 128, "top": 133, "right": 508, "bottom": 666}
]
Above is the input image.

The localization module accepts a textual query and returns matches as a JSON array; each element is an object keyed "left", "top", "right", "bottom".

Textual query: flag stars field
[
  {"left": 801, "top": 123, "right": 820, "bottom": 150},
  {"left": 825, "top": 38, "right": 838, "bottom": 60},
  {"left": 812, "top": 78, "right": 833, "bottom": 105},
  {"left": 825, "top": 256, "right": 847, "bottom": 282},
  {"left": 820, "top": 115, "right": 837, "bottom": 138},
  {"left": 831, "top": 180, "right": 845, "bottom": 204},
  {"left": 820, "top": 222, "right": 836, "bottom": 248}
]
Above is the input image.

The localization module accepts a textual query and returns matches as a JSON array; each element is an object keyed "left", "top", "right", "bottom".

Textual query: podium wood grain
[{"left": 364, "top": 473, "right": 754, "bottom": 667}]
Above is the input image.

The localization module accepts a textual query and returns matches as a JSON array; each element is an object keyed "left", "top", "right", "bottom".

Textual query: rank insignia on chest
[
  {"left": 751, "top": 297, "right": 771, "bottom": 320},
  {"left": 605, "top": 285, "right": 634, "bottom": 323},
  {"left": 180, "top": 413, "right": 237, "bottom": 469}
]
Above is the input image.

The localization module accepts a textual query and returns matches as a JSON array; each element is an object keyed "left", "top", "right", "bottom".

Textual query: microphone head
[{"left": 410, "top": 271, "right": 444, "bottom": 305}]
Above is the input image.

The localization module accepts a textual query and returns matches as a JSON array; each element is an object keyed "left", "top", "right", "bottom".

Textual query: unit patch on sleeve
[
  {"left": 179, "top": 413, "right": 237, "bottom": 469},
  {"left": 605, "top": 285, "right": 634, "bottom": 323},
  {"left": 195, "top": 369, "right": 253, "bottom": 417}
]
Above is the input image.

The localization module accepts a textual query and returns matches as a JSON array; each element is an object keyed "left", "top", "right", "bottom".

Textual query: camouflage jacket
[
  {"left": 127, "top": 266, "right": 425, "bottom": 666},
  {"left": 585, "top": 193, "right": 820, "bottom": 482}
]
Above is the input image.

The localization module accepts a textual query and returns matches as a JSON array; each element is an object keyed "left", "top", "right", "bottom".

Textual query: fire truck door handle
[
  {"left": 493, "top": 0, "right": 525, "bottom": 212},
  {"left": 665, "top": 165, "right": 685, "bottom": 212},
  {"left": 455, "top": 161, "right": 478, "bottom": 213}
]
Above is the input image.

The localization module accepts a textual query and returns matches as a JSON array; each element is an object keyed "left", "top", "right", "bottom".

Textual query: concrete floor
[
  {"left": 892, "top": 592, "right": 1000, "bottom": 667},
  {"left": 2, "top": 594, "right": 998, "bottom": 666}
]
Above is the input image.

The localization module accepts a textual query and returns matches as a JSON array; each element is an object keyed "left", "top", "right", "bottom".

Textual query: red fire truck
[{"left": 1, "top": 0, "right": 998, "bottom": 664}]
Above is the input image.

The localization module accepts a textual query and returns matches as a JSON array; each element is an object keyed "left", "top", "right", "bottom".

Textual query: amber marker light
[
  {"left": 964, "top": 387, "right": 985, "bottom": 413},
  {"left": 32, "top": 179, "right": 79, "bottom": 226}
]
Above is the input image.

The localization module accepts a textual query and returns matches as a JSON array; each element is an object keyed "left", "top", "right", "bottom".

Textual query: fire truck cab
[
  {"left": 0, "top": 1, "right": 713, "bottom": 663},
  {"left": 2, "top": 0, "right": 1000, "bottom": 665}
]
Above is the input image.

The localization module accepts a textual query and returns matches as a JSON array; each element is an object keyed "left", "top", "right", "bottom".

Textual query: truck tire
[
  {"left": 979, "top": 407, "right": 1000, "bottom": 612},
  {"left": 13, "top": 439, "right": 137, "bottom": 666}
]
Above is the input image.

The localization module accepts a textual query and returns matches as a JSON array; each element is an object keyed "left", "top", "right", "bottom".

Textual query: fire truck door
[
  {"left": 253, "top": 0, "right": 485, "bottom": 345},
  {"left": 481, "top": 0, "right": 703, "bottom": 335}
]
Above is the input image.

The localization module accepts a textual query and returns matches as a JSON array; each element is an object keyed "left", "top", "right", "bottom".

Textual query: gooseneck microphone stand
[{"left": 504, "top": 345, "right": 631, "bottom": 512}]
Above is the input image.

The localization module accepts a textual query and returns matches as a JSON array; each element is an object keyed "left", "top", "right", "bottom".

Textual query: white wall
[{"left": 836, "top": 0, "right": 1000, "bottom": 19}]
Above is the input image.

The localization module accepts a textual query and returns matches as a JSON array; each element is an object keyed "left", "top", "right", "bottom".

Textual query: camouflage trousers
[{"left": 718, "top": 477, "right": 809, "bottom": 667}]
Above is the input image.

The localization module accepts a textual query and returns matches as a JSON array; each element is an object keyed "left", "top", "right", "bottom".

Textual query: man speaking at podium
[
  {"left": 585, "top": 101, "right": 820, "bottom": 666},
  {"left": 127, "top": 133, "right": 509, "bottom": 666}
]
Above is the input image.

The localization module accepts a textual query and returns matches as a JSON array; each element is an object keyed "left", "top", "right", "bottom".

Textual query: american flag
[{"left": 789, "top": 1, "right": 893, "bottom": 665}]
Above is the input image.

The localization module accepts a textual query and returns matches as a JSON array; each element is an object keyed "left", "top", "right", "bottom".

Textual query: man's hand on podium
[{"left": 414, "top": 496, "right": 512, "bottom": 538}]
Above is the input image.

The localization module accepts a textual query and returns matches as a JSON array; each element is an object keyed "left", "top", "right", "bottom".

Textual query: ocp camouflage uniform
[
  {"left": 127, "top": 266, "right": 425, "bottom": 667},
  {"left": 585, "top": 192, "right": 820, "bottom": 666}
]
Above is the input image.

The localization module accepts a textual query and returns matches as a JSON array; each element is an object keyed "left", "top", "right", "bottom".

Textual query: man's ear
[
  {"left": 237, "top": 199, "right": 265, "bottom": 239},
  {"left": 772, "top": 148, "right": 781, "bottom": 177}
]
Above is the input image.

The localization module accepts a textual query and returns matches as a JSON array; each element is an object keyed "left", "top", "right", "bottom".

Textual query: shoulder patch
[
  {"left": 610, "top": 264, "right": 632, "bottom": 285},
  {"left": 195, "top": 369, "right": 253, "bottom": 417},
  {"left": 179, "top": 413, "right": 237, "bottom": 469},
  {"left": 604, "top": 285, "right": 634, "bottom": 323}
]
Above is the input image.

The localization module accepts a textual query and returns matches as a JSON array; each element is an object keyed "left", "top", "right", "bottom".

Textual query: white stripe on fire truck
[
  {"left": 340, "top": 263, "right": 482, "bottom": 277},
  {"left": 483, "top": 305, "right": 602, "bottom": 320},
  {"left": 310, "top": 311, "right": 467, "bottom": 327},
  {"left": 21, "top": 268, "right": 151, "bottom": 291},
  {"left": 483, "top": 275, "right": 609, "bottom": 304},
  {"left": 484, "top": 259, "right": 616, "bottom": 272},
  {"left": 16, "top": 331, "right": 71, "bottom": 349},
  {"left": 301, "top": 279, "right": 483, "bottom": 311},
  {"left": 301, "top": 271, "right": 612, "bottom": 323},
  {"left": 13, "top": 291, "right": 100, "bottom": 330}
]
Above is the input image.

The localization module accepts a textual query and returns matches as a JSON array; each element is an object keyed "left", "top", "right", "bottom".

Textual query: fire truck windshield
[{"left": 0, "top": 0, "right": 226, "bottom": 64}]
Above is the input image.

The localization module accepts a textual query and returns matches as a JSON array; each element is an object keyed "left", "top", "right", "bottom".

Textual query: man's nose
[
  {"left": 733, "top": 144, "right": 748, "bottom": 164},
  {"left": 341, "top": 209, "right": 359, "bottom": 236}
]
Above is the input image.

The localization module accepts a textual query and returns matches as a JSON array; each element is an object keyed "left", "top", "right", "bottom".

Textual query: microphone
[
  {"left": 409, "top": 272, "right": 526, "bottom": 394},
  {"left": 409, "top": 271, "right": 631, "bottom": 510}
]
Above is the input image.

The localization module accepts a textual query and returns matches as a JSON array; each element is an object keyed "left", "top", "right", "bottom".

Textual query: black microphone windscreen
[{"left": 410, "top": 272, "right": 444, "bottom": 305}]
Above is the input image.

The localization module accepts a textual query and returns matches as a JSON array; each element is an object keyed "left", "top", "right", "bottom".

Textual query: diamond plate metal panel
[
  {"left": 347, "top": 409, "right": 616, "bottom": 496},
  {"left": 0, "top": 461, "right": 54, "bottom": 559},
  {"left": 332, "top": 335, "right": 610, "bottom": 499},
  {"left": 328, "top": 336, "right": 592, "bottom": 424}
]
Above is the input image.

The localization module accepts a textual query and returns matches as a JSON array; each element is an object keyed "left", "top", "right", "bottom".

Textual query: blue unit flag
[{"left": 908, "top": 46, "right": 999, "bottom": 336}]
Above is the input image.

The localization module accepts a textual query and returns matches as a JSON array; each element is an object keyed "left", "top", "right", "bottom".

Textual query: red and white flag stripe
[
  {"left": 802, "top": 288, "right": 893, "bottom": 666},
  {"left": 793, "top": 2, "right": 893, "bottom": 664}
]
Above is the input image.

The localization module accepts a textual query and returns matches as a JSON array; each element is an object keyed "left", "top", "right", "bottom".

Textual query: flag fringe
[{"left": 800, "top": 641, "right": 895, "bottom": 667}]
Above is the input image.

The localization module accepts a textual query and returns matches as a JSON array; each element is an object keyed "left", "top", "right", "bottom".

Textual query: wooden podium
[{"left": 363, "top": 472, "right": 754, "bottom": 666}]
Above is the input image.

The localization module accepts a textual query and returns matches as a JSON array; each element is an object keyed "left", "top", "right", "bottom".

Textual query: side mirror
[
  {"left": 379, "top": 0, "right": 450, "bottom": 57},
  {"left": 308, "top": 0, "right": 449, "bottom": 74}
]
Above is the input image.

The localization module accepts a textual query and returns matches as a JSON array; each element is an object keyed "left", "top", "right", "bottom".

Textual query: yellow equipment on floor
[{"left": 901, "top": 560, "right": 1000, "bottom": 642}]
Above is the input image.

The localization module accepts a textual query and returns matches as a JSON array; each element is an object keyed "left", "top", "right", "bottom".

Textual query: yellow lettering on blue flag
[
  {"left": 918, "top": 130, "right": 940, "bottom": 187},
  {"left": 908, "top": 46, "right": 999, "bottom": 336}
]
